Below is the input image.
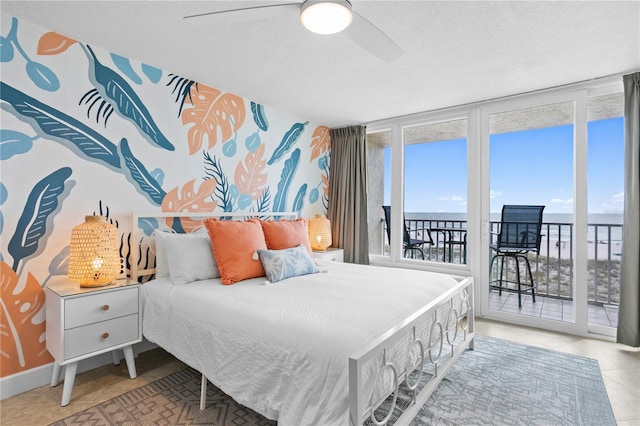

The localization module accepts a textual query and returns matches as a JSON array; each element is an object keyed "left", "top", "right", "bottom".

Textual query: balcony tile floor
[{"left": 489, "top": 290, "right": 619, "bottom": 327}]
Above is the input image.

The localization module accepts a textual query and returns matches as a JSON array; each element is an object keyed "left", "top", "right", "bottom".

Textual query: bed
[{"left": 131, "top": 212, "right": 475, "bottom": 426}]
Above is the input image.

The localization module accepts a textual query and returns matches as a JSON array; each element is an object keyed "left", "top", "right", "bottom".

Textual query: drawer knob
[
  {"left": 102, "top": 332, "right": 109, "bottom": 339},
  {"left": 102, "top": 305, "right": 110, "bottom": 311}
]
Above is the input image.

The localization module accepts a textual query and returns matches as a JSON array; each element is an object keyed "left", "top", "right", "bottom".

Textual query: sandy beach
[{"left": 538, "top": 236, "right": 623, "bottom": 261}]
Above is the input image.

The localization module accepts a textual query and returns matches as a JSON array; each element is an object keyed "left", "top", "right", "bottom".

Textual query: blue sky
[{"left": 384, "top": 117, "right": 624, "bottom": 215}]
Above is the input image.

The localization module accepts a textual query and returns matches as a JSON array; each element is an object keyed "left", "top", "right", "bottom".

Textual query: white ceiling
[{"left": 2, "top": 1, "right": 639, "bottom": 128}]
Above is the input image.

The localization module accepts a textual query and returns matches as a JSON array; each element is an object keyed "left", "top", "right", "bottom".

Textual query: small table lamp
[
  {"left": 68, "top": 215, "right": 120, "bottom": 287},
  {"left": 308, "top": 214, "right": 332, "bottom": 251}
]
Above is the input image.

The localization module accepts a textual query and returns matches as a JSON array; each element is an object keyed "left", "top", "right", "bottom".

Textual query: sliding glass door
[
  {"left": 480, "top": 84, "right": 624, "bottom": 337},
  {"left": 484, "top": 99, "right": 577, "bottom": 328}
]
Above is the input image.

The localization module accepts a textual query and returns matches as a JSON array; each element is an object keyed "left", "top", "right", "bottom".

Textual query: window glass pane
[
  {"left": 489, "top": 101, "right": 575, "bottom": 320},
  {"left": 403, "top": 119, "right": 468, "bottom": 263},
  {"left": 587, "top": 92, "right": 623, "bottom": 328}
]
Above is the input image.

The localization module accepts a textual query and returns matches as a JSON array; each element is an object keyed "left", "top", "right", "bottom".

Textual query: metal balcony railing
[{"left": 382, "top": 219, "right": 622, "bottom": 306}]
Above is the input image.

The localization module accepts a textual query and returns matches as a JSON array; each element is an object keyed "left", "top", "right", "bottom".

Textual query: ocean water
[{"left": 405, "top": 212, "right": 624, "bottom": 243}]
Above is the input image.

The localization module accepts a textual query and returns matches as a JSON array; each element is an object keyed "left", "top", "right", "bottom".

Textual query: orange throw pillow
[
  {"left": 259, "top": 219, "right": 313, "bottom": 256},
  {"left": 204, "top": 219, "right": 267, "bottom": 285}
]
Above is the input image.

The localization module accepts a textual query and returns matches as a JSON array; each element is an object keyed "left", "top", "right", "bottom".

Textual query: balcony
[{"left": 381, "top": 218, "right": 621, "bottom": 327}]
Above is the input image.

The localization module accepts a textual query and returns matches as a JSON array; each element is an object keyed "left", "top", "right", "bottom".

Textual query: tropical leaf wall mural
[{"left": 0, "top": 14, "right": 330, "bottom": 382}]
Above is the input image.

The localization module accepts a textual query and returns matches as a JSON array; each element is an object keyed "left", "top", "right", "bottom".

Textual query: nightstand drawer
[
  {"left": 64, "top": 314, "right": 139, "bottom": 360},
  {"left": 65, "top": 287, "right": 138, "bottom": 329}
]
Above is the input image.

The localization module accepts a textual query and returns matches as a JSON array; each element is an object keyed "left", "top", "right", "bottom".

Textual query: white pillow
[
  {"left": 153, "top": 231, "right": 171, "bottom": 278},
  {"left": 158, "top": 232, "right": 220, "bottom": 285}
]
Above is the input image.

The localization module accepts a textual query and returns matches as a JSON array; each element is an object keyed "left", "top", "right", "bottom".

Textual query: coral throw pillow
[
  {"left": 204, "top": 219, "right": 267, "bottom": 285},
  {"left": 259, "top": 218, "right": 313, "bottom": 256}
]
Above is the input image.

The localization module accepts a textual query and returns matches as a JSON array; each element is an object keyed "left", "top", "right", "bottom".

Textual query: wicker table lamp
[
  {"left": 308, "top": 214, "right": 332, "bottom": 251},
  {"left": 68, "top": 215, "right": 119, "bottom": 287}
]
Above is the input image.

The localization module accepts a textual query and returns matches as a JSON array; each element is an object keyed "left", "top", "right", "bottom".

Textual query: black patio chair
[
  {"left": 382, "top": 205, "right": 433, "bottom": 259},
  {"left": 490, "top": 205, "right": 545, "bottom": 308}
]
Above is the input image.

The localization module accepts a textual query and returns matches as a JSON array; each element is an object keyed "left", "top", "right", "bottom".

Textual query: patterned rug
[{"left": 50, "top": 336, "right": 615, "bottom": 426}]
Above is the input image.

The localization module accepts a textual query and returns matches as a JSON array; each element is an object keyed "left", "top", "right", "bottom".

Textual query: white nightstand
[
  {"left": 45, "top": 278, "right": 142, "bottom": 406},
  {"left": 312, "top": 247, "right": 344, "bottom": 262}
]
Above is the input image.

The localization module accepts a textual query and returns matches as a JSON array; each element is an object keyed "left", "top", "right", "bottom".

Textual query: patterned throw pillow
[{"left": 257, "top": 244, "right": 319, "bottom": 283}]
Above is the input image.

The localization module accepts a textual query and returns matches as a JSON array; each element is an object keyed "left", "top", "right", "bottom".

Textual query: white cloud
[
  {"left": 490, "top": 190, "right": 502, "bottom": 199},
  {"left": 612, "top": 192, "right": 624, "bottom": 202},
  {"left": 550, "top": 198, "right": 564, "bottom": 204}
]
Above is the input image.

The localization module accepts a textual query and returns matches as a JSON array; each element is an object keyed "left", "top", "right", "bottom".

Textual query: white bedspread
[{"left": 142, "top": 260, "right": 459, "bottom": 425}]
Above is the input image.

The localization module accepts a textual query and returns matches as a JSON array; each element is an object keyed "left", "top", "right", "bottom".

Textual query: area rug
[{"left": 50, "top": 336, "right": 616, "bottom": 426}]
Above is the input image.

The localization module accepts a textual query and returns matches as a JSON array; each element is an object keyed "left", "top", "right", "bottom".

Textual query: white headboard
[{"left": 130, "top": 211, "right": 298, "bottom": 282}]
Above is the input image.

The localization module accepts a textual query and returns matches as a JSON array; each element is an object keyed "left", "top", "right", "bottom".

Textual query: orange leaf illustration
[
  {"left": 1, "top": 262, "right": 53, "bottom": 377},
  {"left": 181, "top": 84, "right": 246, "bottom": 155},
  {"left": 234, "top": 144, "right": 267, "bottom": 200},
  {"left": 161, "top": 179, "right": 218, "bottom": 232},
  {"left": 37, "top": 32, "right": 77, "bottom": 55},
  {"left": 310, "top": 125, "right": 331, "bottom": 162},
  {"left": 321, "top": 174, "right": 330, "bottom": 198}
]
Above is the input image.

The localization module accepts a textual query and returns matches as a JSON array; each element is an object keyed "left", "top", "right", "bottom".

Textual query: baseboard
[{"left": 0, "top": 340, "right": 157, "bottom": 400}]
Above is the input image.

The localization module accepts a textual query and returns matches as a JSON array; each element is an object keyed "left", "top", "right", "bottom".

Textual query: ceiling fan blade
[
  {"left": 184, "top": 3, "right": 300, "bottom": 23},
  {"left": 343, "top": 11, "right": 403, "bottom": 62}
]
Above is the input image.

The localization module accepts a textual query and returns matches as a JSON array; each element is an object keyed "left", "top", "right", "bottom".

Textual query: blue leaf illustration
[
  {"left": 138, "top": 217, "right": 159, "bottom": 237},
  {"left": 0, "top": 129, "right": 35, "bottom": 160},
  {"left": 111, "top": 53, "right": 142, "bottom": 85},
  {"left": 0, "top": 182, "right": 7, "bottom": 205},
  {"left": 292, "top": 183, "right": 307, "bottom": 214},
  {"left": 119, "top": 138, "right": 166, "bottom": 205},
  {"left": 8, "top": 167, "right": 72, "bottom": 271},
  {"left": 245, "top": 131, "right": 261, "bottom": 153},
  {"left": 85, "top": 45, "right": 174, "bottom": 151},
  {"left": 251, "top": 102, "right": 269, "bottom": 131},
  {"left": 267, "top": 121, "right": 309, "bottom": 165},
  {"left": 0, "top": 36, "right": 14, "bottom": 62},
  {"left": 25, "top": 61, "right": 60, "bottom": 92},
  {"left": 0, "top": 82, "right": 121, "bottom": 168},
  {"left": 150, "top": 168, "right": 165, "bottom": 186},
  {"left": 223, "top": 139, "right": 237, "bottom": 157},
  {"left": 142, "top": 63, "right": 162, "bottom": 83},
  {"left": 203, "top": 151, "right": 232, "bottom": 212},
  {"left": 238, "top": 194, "right": 252, "bottom": 210},
  {"left": 273, "top": 148, "right": 300, "bottom": 213},
  {"left": 254, "top": 186, "right": 271, "bottom": 213},
  {"left": 309, "top": 187, "right": 319, "bottom": 203}
]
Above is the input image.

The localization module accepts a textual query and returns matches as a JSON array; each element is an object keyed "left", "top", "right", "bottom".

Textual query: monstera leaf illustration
[
  {"left": 181, "top": 84, "right": 246, "bottom": 155},
  {"left": 0, "top": 262, "right": 53, "bottom": 377},
  {"left": 161, "top": 179, "right": 218, "bottom": 232},
  {"left": 235, "top": 143, "right": 267, "bottom": 201},
  {"left": 310, "top": 125, "right": 331, "bottom": 162}
]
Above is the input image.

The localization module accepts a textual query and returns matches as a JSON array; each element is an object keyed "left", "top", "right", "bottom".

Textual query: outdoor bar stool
[
  {"left": 489, "top": 205, "right": 545, "bottom": 308},
  {"left": 382, "top": 206, "right": 433, "bottom": 259}
]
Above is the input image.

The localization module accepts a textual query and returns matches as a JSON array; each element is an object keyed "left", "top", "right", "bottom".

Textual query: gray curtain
[
  {"left": 328, "top": 126, "right": 369, "bottom": 264},
  {"left": 617, "top": 72, "right": 640, "bottom": 347}
]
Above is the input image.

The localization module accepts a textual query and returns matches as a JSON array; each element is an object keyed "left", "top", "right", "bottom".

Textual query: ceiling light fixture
[{"left": 300, "top": 0, "right": 353, "bottom": 35}]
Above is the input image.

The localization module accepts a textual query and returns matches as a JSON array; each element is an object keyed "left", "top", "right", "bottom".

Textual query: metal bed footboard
[{"left": 349, "top": 276, "right": 474, "bottom": 426}]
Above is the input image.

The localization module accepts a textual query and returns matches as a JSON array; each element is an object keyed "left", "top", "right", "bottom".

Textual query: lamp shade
[
  {"left": 308, "top": 214, "right": 332, "bottom": 251},
  {"left": 300, "top": 0, "right": 353, "bottom": 35},
  {"left": 68, "top": 215, "right": 120, "bottom": 287}
]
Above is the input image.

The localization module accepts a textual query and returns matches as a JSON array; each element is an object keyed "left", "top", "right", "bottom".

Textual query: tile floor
[
  {"left": 1, "top": 318, "right": 638, "bottom": 425},
  {"left": 490, "top": 290, "right": 620, "bottom": 327}
]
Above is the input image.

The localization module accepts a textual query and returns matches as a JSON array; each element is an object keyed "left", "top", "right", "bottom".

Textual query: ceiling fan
[{"left": 184, "top": 0, "right": 403, "bottom": 62}]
